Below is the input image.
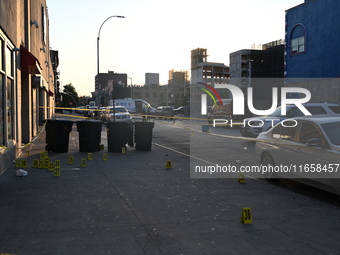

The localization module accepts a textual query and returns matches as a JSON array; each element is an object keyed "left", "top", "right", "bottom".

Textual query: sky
[{"left": 47, "top": 0, "right": 303, "bottom": 97}]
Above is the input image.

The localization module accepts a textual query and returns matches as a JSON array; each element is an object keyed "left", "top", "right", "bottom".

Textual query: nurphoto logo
[{"left": 200, "top": 83, "right": 312, "bottom": 116}]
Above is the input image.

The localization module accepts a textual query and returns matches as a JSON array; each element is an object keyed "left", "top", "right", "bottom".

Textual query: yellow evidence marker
[
  {"left": 166, "top": 160, "right": 172, "bottom": 169},
  {"left": 21, "top": 159, "right": 27, "bottom": 168},
  {"left": 81, "top": 159, "right": 86, "bottom": 167},
  {"left": 38, "top": 160, "right": 44, "bottom": 168},
  {"left": 68, "top": 156, "right": 74, "bottom": 164},
  {"left": 54, "top": 166, "right": 60, "bottom": 177},
  {"left": 102, "top": 153, "right": 108, "bottom": 161},
  {"left": 15, "top": 159, "right": 21, "bottom": 168},
  {"left": 238, "top": 173, "right": 246, "bottom": 183},
  {"left": 33, "top": 159, "right": 39, "bottom": 168},
  {"left": 49, "top": 162, "right": 55, "bottom": 171},
  {"left": 240, "top": 207, "right": 252, "bottom": 224},
  {"left": 87, "top": 153, "right": 93, "bottom": 160}
]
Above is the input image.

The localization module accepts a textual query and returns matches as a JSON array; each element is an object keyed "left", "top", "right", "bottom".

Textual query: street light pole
[
  {"left": 96, "top": 15, "right": 125, "bottom": 105},
  {"left": 97, "top": 15, "right": 125, "bottom": 74},
  {"left": 128, "top": 77, "right": 132, "bottom": 98}
]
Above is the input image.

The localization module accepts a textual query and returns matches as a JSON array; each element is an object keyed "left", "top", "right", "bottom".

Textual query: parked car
[
  {"left": 156, "top": 106, "right": 174, "bottom": 119},
  {"left": 241, "top": 103, "right": 340, "bottom": 137},
  {"left": 173, "top": 106, "right": 184, "bottom": 115},
  {"left": 208, "top": 99, "right": 253, "bottom": 126},
  {"left": 85, "top": 106, "right": 98, "bottom": 118},
  {"left": 103, "top": 106, "right": 132, "bottom": 123},
  {"left": 75, "top": 106, "right": 85, "bottom": 114},
  {"left": 255, "top": 115, "right": 340, "bottom": 195}
]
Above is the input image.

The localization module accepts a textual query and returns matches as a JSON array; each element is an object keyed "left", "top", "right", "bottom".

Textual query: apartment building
[{"left": 0, "top": 0, "right": 56, "bottom": 174}]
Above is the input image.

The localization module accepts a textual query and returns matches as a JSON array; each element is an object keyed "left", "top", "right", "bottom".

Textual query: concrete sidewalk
[{"left": 1, "top": 122, "right": 340, "bottom": 255}]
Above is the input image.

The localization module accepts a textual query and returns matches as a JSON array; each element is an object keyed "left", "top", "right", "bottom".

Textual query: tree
[{"left": 61, "top": 83, "right": 79, "bottom": 107}]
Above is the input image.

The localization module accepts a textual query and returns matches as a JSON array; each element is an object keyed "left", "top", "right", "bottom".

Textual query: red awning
[
  {"left": 49, "top": 90, "right": 54, "bottom": 97},
  {"left": 20, "top": 45, "right": 42, "bottom": 74}
]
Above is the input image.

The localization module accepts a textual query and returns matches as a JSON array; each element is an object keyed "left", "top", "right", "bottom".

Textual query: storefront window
[
  {"left": 6, "top": 77, "right": 13, "bottom": 142},
  {"left": 6, "top": 46, "right": 13, "bottom": 77}
]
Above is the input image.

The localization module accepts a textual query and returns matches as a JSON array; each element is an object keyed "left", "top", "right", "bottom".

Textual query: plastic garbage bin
[
  {"left": 76, "top": 120, "right": 102, "bottom": 152},
  {"left": 134, "top": 122, "right": 154, "bottom": 151},
  {"left": 107, "top": 122, "right": 129, "bottom": 152},
  {"left": 45, "top": 119, "right": 74, "bottom": 152},
  {"left": 202, "top": 125, "right": 209, "bottom": 132}
]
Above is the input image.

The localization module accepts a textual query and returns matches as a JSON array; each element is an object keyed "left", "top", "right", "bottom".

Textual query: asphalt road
[{"left": 152, "top": 118, "right": 340, "bottom": 204}]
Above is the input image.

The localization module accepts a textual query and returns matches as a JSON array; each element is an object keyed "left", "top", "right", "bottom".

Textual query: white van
[{"left": 109, "top": 98, "right": 153, "bottom": 115}]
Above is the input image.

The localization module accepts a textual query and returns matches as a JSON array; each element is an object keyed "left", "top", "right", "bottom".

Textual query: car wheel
[{"left": 261, "top": 152, "right": 279, "bottom": 181}]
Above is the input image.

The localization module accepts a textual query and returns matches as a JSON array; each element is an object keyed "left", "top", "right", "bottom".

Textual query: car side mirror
[{"left": 306, "top": 138, "right": 322, "bottom": 147}]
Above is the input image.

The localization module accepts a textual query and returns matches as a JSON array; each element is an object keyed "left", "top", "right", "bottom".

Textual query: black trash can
[
  {"left": 134, "top": 122, "right": 154, "bottom": 151},
  {"left": 45, "top": 119, "right": 74, "bottom": 152},
  {"left": 107, "top": 122, "right": 129, "bottom": 152},
  {"left": 76, "top": 120, "right": 103, "bottom": 152}
]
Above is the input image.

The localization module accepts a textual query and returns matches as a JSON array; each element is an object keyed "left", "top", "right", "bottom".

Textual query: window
[
  {"left": 298, "top": 122, "right": 323, "bottom": 145},
  {"left": 290, "top": 24, "right": 306, "bottom": 55},
  {"left": 272, "top": 125, "right": 282, "bottom": 139},
  {"left": 329, "top": 106, "right": 340, "bottom": 114},
  {"left": 305, "top": 106, "right": 327, "bottom": 115},
  {"left": 0, "top": 32, "right": 15, "bottom": 145},
  {"left": 280, "top": 122, "right": 298, "bottom": 141},
  {"left": 291, "top": 36, "right": 305, "bottom": 54},
  {"left": 6, "top": 77, "right": 13, "bottom": 141}
]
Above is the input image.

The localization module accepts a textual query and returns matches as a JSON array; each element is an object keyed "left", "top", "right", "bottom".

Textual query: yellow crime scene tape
[{"left": 0, "top": 106, "right": 265, "bottom": 153}]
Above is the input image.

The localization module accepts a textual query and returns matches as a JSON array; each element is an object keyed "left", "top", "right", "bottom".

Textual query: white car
[
  {"left": 241, "top": 103, "right": 340, "bottom": 137},
  {"left": 104, "top": 106, "right": 132, "bottom": 123},
  {"left": 255, "top": 115, "right": 340, "bottom": 195}
]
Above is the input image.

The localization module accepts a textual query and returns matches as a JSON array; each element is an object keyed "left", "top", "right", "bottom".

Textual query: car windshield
[{"left": 321, "top": 121, "right": 340, "bottom": 145}]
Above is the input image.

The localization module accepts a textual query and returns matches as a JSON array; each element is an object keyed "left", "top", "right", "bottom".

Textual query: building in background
[
  {"left": 190, "top": 48, "right": 229, "bottom": 86},
  {"left": 94, "top": 71, "right": 129, "bottom": 106},
  {"left": 131, "top": 70, "right": 190, "bottom": 108},
  {"left": 229, "top": 40, "right": 284, "bottom": 108},
  {"left": 190, "top": 48, "right": 230, "bottom": 117},
  {"left": 285, "top": 0, "right": 340, "bottom": 103},
  {"left": 145, "top": 73, "right": 159, "bottom": 86},
  {"left": 0, "top": 0, "right": 56, "bottom": 174}
]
